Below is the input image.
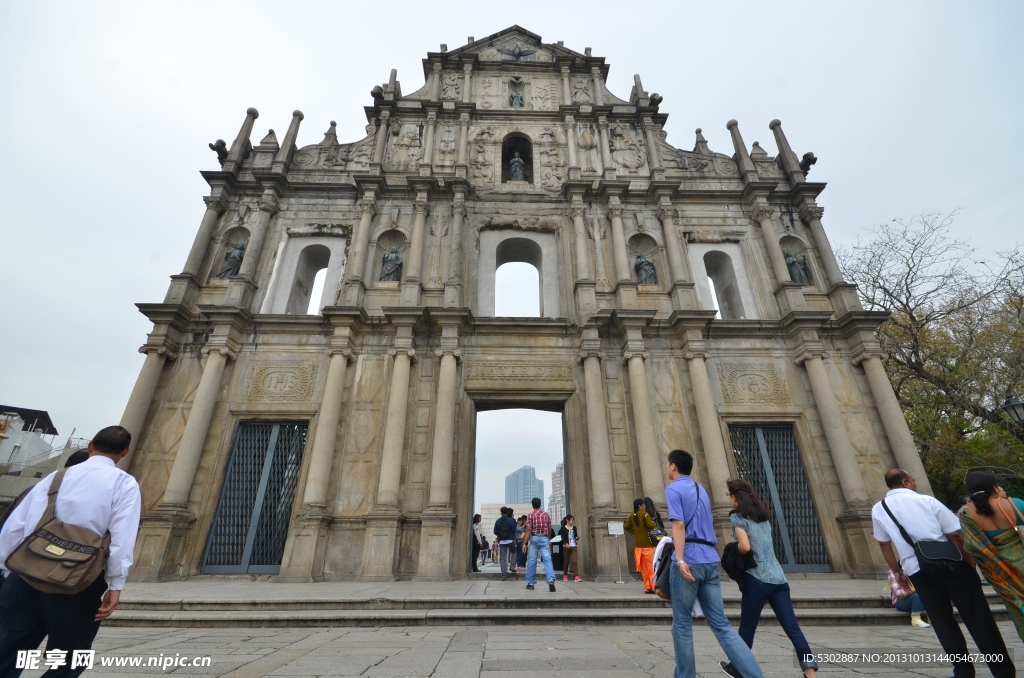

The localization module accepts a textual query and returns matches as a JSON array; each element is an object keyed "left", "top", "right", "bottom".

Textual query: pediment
[{"left": 448, "top": 25, "right": 586, "bottom": 63}]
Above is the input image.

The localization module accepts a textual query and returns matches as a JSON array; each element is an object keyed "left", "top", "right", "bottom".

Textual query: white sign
[{"left": 607, "top": 521, "right": 624, "bottom": 536}]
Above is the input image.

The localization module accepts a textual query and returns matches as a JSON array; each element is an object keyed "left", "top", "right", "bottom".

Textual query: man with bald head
[{"left": 873, "top": 468, "right": 1012, "bottom": 677}]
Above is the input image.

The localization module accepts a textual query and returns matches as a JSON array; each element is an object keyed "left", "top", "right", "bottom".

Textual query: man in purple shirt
[{"left": 665, "top": 449, "right": 764, "bottom": 678}]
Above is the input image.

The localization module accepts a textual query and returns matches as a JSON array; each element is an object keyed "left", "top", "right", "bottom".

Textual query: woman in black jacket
[{"left": 558, "top": 515, "right": 581, "bottom": 582}]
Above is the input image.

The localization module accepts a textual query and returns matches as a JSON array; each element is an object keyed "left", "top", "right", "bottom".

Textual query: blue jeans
[
  {"left": 670, "top": 562, "right": 764, "bottom": 678},
  {"left": 894, "top": 591, "right": 925, "bottom": 614},
  {"left": 739, "top": 573, "right": 818, "bottom": 671},
  {"left": 526, "top": 536, "right": 555, "bottom": 585}
]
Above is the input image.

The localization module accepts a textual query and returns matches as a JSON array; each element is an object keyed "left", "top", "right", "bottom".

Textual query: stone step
[{"left": 106, "top": 605, "right": 1009, "bottom": 628}]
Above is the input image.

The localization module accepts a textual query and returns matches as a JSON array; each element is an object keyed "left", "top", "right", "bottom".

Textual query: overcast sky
[
  {"left": 0, "top": 1, "right": 1021, "bottom": 445},
  {"left": 475, "top": 409, "right": 562, "bottom": 512}
]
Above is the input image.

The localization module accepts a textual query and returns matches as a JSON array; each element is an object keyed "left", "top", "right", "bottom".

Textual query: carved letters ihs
[
  {"left": 245, "top": 362, "right": 317, "bottom": 402},
  {"left": 718, "top": 365, "right": 789, "bottom": 404}
]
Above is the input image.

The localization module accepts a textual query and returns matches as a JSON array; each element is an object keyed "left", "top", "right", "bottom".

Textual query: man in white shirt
[
  {"left": 873, "top": 468, "right": 1012, "bottom": 678},
  {"left": 0, "top": 426, "right": 142, "bottom": 678}
]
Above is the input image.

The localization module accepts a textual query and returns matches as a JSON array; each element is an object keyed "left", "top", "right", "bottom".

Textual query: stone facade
[{"left": 121, "top": 26, "right": 929, "bottom": 582}]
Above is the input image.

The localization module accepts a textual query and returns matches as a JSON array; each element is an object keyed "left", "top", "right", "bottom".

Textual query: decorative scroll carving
[
  {"left": 718, "top": 364, "right": 790, "bottom": 404},
  {"left": 245, "top": 362, "right": 317, "bottom": 402}
]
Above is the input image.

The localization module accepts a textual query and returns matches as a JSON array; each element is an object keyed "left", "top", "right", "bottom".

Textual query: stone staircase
[{"left": 107, "top": 576, "right": 1009, "bottom": 628}]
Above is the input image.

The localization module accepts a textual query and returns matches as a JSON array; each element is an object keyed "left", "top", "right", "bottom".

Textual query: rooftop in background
[{"left": 0, "top": 406, "right": 57, "bottom": 436}]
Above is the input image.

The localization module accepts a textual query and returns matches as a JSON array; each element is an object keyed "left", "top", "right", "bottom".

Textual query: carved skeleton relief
[{"left": 385, "top": 124, "right": 424, "bottom": 172}]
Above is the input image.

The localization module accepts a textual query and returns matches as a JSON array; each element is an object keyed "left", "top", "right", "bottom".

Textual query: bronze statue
[
  {"left": 379, "top": 247, "right": 403, "bottom": 282},
  {"left": 784, "top": 250, "right": 812, "bottom": 285},
  {"left": 635, "top": 252, "right": 657, "bottom": 285},
  {"left": 509, "top": 152, "right": 526, "bottom": 182},
  {"left": 509, "top": 89, "right": 524, "bottom": 109},
  {"left": 215, "top": 241, "right": 246, "bottom": 278}
]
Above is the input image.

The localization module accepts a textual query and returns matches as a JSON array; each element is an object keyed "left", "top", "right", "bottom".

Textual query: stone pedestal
[
  {"left": 575, "top": 281, "right": 597, "bottom": 317},
  {"left": 223, "top": 276, "right": 257, "bottom": 308},
  {"left": 131, "top": 505, "right": 196, "bottom": 582},
  {"left": 163, "top": 274, "right": 201, "bottom": 307},
  {"left": 276, "top": 505, "right": 332, "bottom": 582},
  {"left": 359, "top": 512, "right": 404, "bottom": 581},
  {"left": 836, "top": 506, "right": 888, "bottom": 577},
  {"left": 828, "top": 282, "right": 864, "bottom": 316},
  {"left": 615, "top": 281, "right": 638, "bottom": 310},
  {"left": 774, "top": 282, "right": 808, "bottom": 314},
  {"left": 414, "top": 511, "right": 456, "bottom": 581},
  {"left": 668, "top": 281, "right": 698, "bottom": 310}
]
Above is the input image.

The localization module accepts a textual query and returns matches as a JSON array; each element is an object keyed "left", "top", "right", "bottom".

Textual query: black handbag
[
  {"left": 647, "top": 516, "right": 667, "bottom": 544},
  {"left": 654, "top": 542, "right": 674, "bottom": 600},
  {"left": 881, "top": 499, "right": 962, "bottom": 577}
]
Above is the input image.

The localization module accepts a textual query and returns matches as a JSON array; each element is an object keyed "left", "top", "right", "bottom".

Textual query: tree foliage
[{"left": 839, "top": 212, "right": 1024, "bottom": 505}]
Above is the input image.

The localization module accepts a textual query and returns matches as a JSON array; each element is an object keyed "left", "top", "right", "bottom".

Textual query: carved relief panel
[
  {"left": 244, "top": 361, "right": 318, "bottom": 402},
  {"left": 718, "top": 364, "right": 790, "bottom": 404}
]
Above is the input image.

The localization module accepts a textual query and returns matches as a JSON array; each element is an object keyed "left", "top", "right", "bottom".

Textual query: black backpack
[{"left": 495, "top": 516, "right": 515, "bottom": 541}]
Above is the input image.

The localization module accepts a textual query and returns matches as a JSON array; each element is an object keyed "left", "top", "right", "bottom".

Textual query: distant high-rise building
[
  {"left": 548, "top": 462, "right": 567, "bottom": 524},
  {"left": 505, "top": 465, "right": 544, "bottom": 508}
]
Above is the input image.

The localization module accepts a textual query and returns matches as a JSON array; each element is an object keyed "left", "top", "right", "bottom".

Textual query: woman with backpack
[
  {"left": 719, "top": 478, "right": 818, "bottom": 678},
  {"left": 623, "top": 498, "right": 657, "bottom": 593}
]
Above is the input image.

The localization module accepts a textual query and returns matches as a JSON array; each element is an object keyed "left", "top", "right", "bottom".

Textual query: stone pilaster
[
  {"left": 420, "top": 111, "right": 437, "bottom": 175},
  {"left": 456, "top": 113, "right": 469, "bottom": 167},
  {"left": 642, "top": 118, "right": 664, "bottom": 181},
  {"left": 598, "top": 117, "right": 615, "bottom": 180},
  {"left": 591, "top": 66, "right": 605, "bottom": 106},
  {"left": 656, "top": 202, "right": 697, "bottom": 310},
  {"left": 752, "top": 204, "right": 806, "bottom": 313},
  {"left": 371, "top": 110, "right": 390, "bottom": 169},
  {"left": 180, "top": 194, "right": 228, "bottom": 279},
  {"left": 226, "top": 193, "right": 278, "bottom": 308},
  {"left": 443, "top": 194, "right": 467, "bottom": 307},
  {"left": 571, "top": 200, "right": 596, "bottom": 317},
  {"left": 606, "top": 197, "right": 637, "bottom": 309},
  {"left": 341, "top": 193, "right": 378, "bottom": 306},
  {"left": 564, "top": 114, "right": 579, "bottom": 179},
  {"left": 401, "top": 195, "right": 430, "bottom": 306},
  {"left": 461, "top": 64, "right": 472, "bottom": 104}
]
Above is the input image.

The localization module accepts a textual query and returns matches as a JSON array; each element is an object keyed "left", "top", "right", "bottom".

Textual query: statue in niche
[
  {"left": 577, "top": 125, "right": 600, "bottom": 173},
  {"left": 441, "top": 73, "right": 460, "bottom": 100},
  {"left": 635, "top": 253, "right": 657, "bottom": 285},
  {"left": 509, "top": 152, "right": 527, "bottom": 182},
  {"left": 215, "top": 241, "right": 246, "bottom": 278},
  {"left": 379, "top": 247, "right": 403, "bottom": 282},
  {"left": 572, "top": 78, "right": 592, "bottom": 104},
  {"left": 436, "top": 127, "right": 456, "bottom": 168},
  {"left": 784, "top": 250, "right": 812, "bottom": 285},
  {"left": 508, "top": 73, "right": 526, "bottom": 109}
]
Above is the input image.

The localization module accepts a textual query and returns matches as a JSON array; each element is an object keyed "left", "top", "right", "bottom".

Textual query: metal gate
[
  {"left": 728, "top": 425, "right": 830, "bottom": 572},
  {"left": 202, "top": 422, "right": 309, "bottom": 574}
]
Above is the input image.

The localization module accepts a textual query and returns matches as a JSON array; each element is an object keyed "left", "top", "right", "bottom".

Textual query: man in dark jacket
[{"left": 493, "top": 507, "right": 518, "bottom": 580}]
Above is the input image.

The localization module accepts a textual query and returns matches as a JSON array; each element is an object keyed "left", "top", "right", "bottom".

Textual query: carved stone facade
[{"left": 121, "top": 26, "right": 928, "bottom": 583}]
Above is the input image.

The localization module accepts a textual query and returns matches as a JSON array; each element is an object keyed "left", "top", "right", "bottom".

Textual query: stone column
[
  {"left": 642, "top": 118, "right": 662, "bottom": 178},
  {"left": 607, "top": 203, "right": 630, "bottom": 283},
  {"left": 625, "top": 351, "right": 664, "bottom": 499},
  {"left": 799, "top": 353, "right": 870, "bottom": 506},
  {"left": 371, "top": 111, "right": 390, "bottom": 166},
  {"left": 564, "top": 115, "right": 578, "bottom": 170},
  {"left": 598, "top": 117, "right": 614, "bottom": 178},
  {"left": 561, "top": 66, "right": 572, "bottom": 106},
  {"left": 571, "top": 203, "right": 592, "bottom": 281},
  {"left": 301, "top": 349, "right": 351, "bottom": 506},
  {"left": 160, "top": 347, "right": 232, "bottom": 506},
  {"left": 461, "top": 64, "right": 472, "bottom": 103},
  {"left": 375, "top": 348, "right": 415, "bottom": 508},
  {"left": 340, "top": 196, "right": 377, "bottom": 305},
  {"left": 800, "top": 206, "right": 844, "bottom": 286},
  {"left": 421, "top": 112, "right": 437, "bottom": 174},
  {"left": 221, "top": 107, "right": 259, "bottom": 175},
  {"left": 429, "top": 63, "right": 441, "bottom": 101},
  {"left": 237, "top": 196, "right": 278, "bottom": 279},
  {"left": 444, "top": 194, "right": 466, "bottom": 307},
  {"left": 858, "top": 354, "right": 932, "bottom": 495},
  {"left": 456, "top": 113, "right": 469, "bottom": 166},
  {"left": 581, "top": 348, "right": 614, "bottom": 507},
  {"left": 685, "top": 351, "right": 732, "bottom": 509},
  {"left": 117, "top": 347, "right": 172, "bottom": 470},
  {"left": 426, "top": 349, "right": 460, "bottom": 509},
  {"left": 405, "top": 196, "right": 430, "bottom": 284},
  {"left": 752, "top": 205, "right": 791, "bottom": 286},
  {"left": 181, "top": 195, "right": 227, "bottom": 277},
  {"left": 591, "top": 66, "right": 605, "bottom": 106},
  {"left": 657, "top": 205, "right": 688, "bottom": 286}
]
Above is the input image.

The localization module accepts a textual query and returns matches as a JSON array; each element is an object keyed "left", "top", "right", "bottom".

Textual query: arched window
[
  {"left": 286, "top": 244, "right": 331, "bottom": 315},
  {"left": 494, "top": 237, "right": 542, "bottom": 317},
  {"left": 501, "top": 134, "right": 533, "bottom": 183},
  {"left": 703, "top": 250, "right": 746, "bottom": 320}
]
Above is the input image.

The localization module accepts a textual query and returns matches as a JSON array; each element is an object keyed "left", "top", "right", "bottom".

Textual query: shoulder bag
[
  {"left": 994, "top": 497, "right": 1024, "bottom": 543},
  {"left": 5, "top": 468, "right": 111, "bottom": 594},
  {"left": 881, "top": 498, "right": 961, "bottom": 577}
]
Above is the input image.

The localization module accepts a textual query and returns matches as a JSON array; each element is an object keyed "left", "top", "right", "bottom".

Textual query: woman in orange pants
[{"left": 623, "top": 498, "right": 657, "bottom": 593}]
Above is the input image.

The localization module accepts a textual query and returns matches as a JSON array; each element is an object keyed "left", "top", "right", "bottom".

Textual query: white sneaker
[{"left": 911, "top": 614, "right": 931, "bottom": 628}]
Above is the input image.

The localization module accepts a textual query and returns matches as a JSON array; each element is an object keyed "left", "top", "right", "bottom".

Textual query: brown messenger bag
[{"left": 5, "top": 467, "right": 110, "bottom": 594}]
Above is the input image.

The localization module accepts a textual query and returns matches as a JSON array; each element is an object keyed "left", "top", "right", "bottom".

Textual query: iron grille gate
[
  {"left": 202, "top": 422, "right": 309, "bottom": 574},
  {"left": 728, "top": 425, "right": 830, "bottom": 572}
]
